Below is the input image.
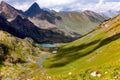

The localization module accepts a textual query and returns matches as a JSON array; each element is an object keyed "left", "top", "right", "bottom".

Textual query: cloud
[
  {"left": 1, "top": 0, "right": 120, "bottom": 12},
  {"left": 3, "top": 0, "right": 34, "bottom": 11},
  {"left": 105, "top": 0, "right": 120, "bottom": 2},
  {"left": 93, "top": 0, "right": 120, "bottom": 12},
  {"left": 91, "top": 0, "right": 119, "bottom": 11},
  {"left": 36, "top": 0, "right": 76, "bottom": 7},
  {"left": 35, "top": 0, "right": 78, "bottom": 11}
]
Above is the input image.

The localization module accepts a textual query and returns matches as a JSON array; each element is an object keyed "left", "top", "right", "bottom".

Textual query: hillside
[
  {"left": 0, "top": 30, "right": 43, "bottom": 79},
  {"left": 42, "top": 14, "right": 120, "bottom": 79},
  {"left": 0, "top": 1, "right": 77, "bottom": 43},
  {"left": 0, "top": 1, "right": 24, "bottom": 20},
  {"left": 54, "top": 10, "right": 107, "bottom": 35},
  {"left": 29, "top": 10, "right": 107, "bottom": 37},
  {"left": 0, "top": 1, "right": 107, "bottom": 42},
  {"left": 0, "top": 15, "right": 75, "bottom": 43},
  {"left": 26, "top": 2, "right": 107, "bottom": 37}
]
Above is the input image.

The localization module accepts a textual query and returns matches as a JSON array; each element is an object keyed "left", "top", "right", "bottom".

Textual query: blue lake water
[{"left": 40, "top": 44, "right": 56, "bottom": 48}]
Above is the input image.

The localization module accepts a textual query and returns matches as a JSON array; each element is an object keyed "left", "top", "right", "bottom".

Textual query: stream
[
  {"left": 36, "top": 44, "right": 57, "bottom": 68},
  {"left": 36, "top": 55, "right": 48, "bottom": 68}
]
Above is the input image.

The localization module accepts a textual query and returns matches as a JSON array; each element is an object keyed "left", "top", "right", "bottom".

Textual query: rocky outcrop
[
  {"left": 0, "top": 1, "right": 24, "bottom": 19},
  {"left": 25, "top": 2, "right": 61, "bottom": 24}
]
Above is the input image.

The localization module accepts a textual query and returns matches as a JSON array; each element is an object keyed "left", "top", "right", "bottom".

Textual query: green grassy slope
[{"left": 42, "top": 14, "right": 120, "bottom": 79}]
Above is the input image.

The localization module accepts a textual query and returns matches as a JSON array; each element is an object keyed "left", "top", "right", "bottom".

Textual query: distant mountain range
[
  {"left": 0, "top": 1, "right": 107, "bottom": 43},
  {"left": 0, "top": 1, "right": 75, "bottom": 43},
  {"left": 26, "top": 2, "right": 107, "bottom": 37},
  {"left": 55, "top": 10, "right": 106, "bottom": 35}
]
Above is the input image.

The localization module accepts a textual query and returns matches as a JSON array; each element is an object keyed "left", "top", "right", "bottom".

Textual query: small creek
[
  {"left": 36, "top": 55, "right": 48, "bottom": 68},
  {"left": 37, "top": 43, "right": 57, "bottom": 68}
]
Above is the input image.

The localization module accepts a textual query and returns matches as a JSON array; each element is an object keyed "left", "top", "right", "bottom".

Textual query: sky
[{"left": 2, "top": 0, "right": 120, "bottom": 12}]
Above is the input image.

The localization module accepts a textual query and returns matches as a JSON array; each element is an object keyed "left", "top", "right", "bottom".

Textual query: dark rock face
[
  {"left": 0, "top": 1, "right": 74, "bottom": 43},
  {"left": 25, "top": 2, "right": 62, "bottom": 24},
  {"left": 0, "top": 16, "right": 18, "bottom": 36},
  {"left": 0, "top": 15, "right": 74, "bottom": 43},
  {"left": 25, "top": 2, "right": 42, "bottom": 17}
]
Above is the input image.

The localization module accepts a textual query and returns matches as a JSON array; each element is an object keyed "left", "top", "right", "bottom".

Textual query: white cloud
[
  {"left": 96, "top": 0, "right": 105, "bottom": 7},
  {"left": 13, "top": 3, "right": 30, "bottom": 11},
  {"left": 36, "top": 0, "right": 76, "bottom": 7},
  {"left": 3, "top": 0, "right": 120, "bottom": 12},
  {"left": 94, "top": 1, "right": 120, "bottom": 12},
  {"left": 35, "top": 0, "right": 77, "bottom": 11},
  {"left": 34, "top": 0, "right": 120, "bottom": 12}
]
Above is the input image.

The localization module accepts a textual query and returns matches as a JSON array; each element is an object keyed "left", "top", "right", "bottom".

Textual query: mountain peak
[
  {"left": 82, "top": 10, "right": 101, "bottom": 16},
  {"left": 32, "top": 2, "right": 39, "bottom": 7},
  {"left": 25, "top": 2, "right": 42, "bottom": 17},
  {"left": 1, "top": 1, "right": 8, "bottom": 6},
  {"left": 83, "top": 10, "right": 96, "bottom": 14},
  {"left": 0, "top": 1, "right": 24, "bottom": 19},
  {"left": 15, "top": 15, "right": 23, "bottom": 20},
  {"left": 31, "top": 2, "right": 40, "bottom": 10}
]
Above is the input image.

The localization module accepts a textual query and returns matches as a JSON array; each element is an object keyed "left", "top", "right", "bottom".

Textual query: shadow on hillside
[
  {"left": 0, "top": 43, "right": 26, "bottom": 65},
  {"left": 0, "top": 43, "right": 9, "bottom": 64},
  {"left": 49, "top": 33, "right": 120, "bottom": 68}
]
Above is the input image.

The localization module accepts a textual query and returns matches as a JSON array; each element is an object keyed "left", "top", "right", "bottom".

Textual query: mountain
[
  {"left": 27, "top": 3, "right": 107, "bottom": 37},
  {"left": 0, "top": 1, "right": 24, "bottom": 20},
  {"left": 43, "top": 14, "right": 120, "bottom": 79},
  {"left": 0, "top": 1, "right": 107, "bottom": 43},
  {"left": 25, "top": 2, "right": 60, "bottom": 24},
  {"left": 1, "top": 1, "right": 120, "bottom": 80},
  {"left": 55, "top": 10, "right": 107, "bottom": 35},
  {"left": 25, "top": 2, "right": 42, "bottom": 17},
  {"left": 0, "top": 15, "right": 75, "bottom": 43},
  {"left": 26, "top": 3, "right": 107, "bottom": 36}
]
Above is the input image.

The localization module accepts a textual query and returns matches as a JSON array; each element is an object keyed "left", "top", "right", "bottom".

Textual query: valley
[
  {"left": 42, "top": 14, "right": 120, "bottom": 79},
  {"left": 0, "top": 0, "right": 120, "bottom": 80}
]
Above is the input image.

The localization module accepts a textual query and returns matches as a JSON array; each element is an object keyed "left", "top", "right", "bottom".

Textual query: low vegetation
[
  {"left": 0, "top": 12, "right": 120, "bottom": 80},
  {"left": 41, "top": 14, "right": 120, "bottom": 79},
  {"left": 0, "top": 30, "right": 43, "bottom": 79}
]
